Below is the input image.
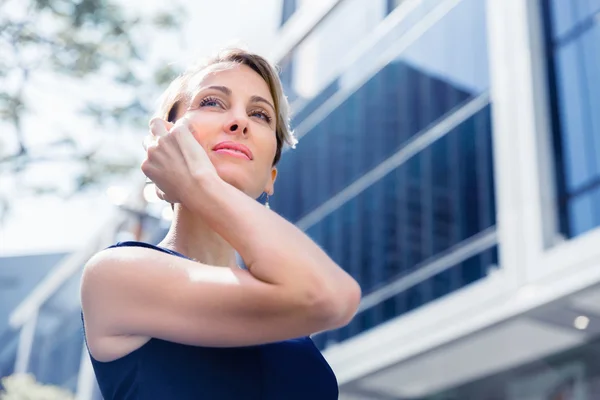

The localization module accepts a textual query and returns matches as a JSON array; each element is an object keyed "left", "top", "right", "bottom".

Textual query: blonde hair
[{"left": 154, "top": 48, "right": 297, "bottom": 165}]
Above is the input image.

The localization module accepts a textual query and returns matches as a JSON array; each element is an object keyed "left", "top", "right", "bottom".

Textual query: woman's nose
[
  {"left": 227, "top": 122, "right": 247, "bottom": 134},
  {"left": 225, "top": 113, "right": 249, "bottom": 135}
]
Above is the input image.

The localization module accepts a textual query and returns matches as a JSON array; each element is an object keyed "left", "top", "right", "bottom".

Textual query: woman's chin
[{"left": 215, "top": 168, "right": 261, "bottom": 198}]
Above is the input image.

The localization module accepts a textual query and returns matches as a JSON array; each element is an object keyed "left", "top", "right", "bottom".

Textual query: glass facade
[
  {"left": 280, "top": 0, "right": 386, "bottom": 102},
  {"left": 543, "top": 0, "right": 600, "bottom": 237},
  {"left": 280, "top": 0, "right": 297, "bottom": 26},
  {"left": 386, "top": 0, "right": 408, "bottom": 15},
  {"left": 272, "top": 0, "right": 496, "bottom": 348}
]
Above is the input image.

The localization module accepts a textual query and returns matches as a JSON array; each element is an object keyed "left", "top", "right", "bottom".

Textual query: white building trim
[
  {"left": 13, "top": 310, "right": 37, "bottom": 374},
  {"left": 268, "top": 0, "right": 346, "bottom": 64}
]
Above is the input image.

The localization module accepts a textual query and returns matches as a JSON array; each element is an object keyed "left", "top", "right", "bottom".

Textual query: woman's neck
[{"left": 158, "top": 204, "right": 238, "bottom": 268}]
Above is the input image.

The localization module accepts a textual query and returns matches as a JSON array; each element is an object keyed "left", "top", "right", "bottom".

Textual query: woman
[{"left": 80, "top": 47, "right": 362, "bottom": 400}]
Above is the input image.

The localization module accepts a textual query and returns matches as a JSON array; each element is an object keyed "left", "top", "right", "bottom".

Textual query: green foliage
[
  {"left": 0, "top": 0, "right": 183, "bottom": 222},
  {"left": 0, "top": 374, "right": 75, "bottom": 400}
]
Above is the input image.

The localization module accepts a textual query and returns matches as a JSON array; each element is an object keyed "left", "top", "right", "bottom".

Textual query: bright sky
[{"left": 0, "top": 0, "right": 282, "bottom": 256}]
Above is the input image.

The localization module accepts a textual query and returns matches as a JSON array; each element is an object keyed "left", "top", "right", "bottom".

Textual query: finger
[
  {"left": 149, "top": 118, "right": 170, "bottom": 138},
  {"left": 171, "top": 116, "right": 206, "bottom": 165},
  {"left": 142, "top": 134, "right": 156, "bottom": 151}
]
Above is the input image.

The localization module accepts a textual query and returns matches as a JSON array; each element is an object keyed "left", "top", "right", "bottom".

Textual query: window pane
[
  {"left": 555, "top": 41, "right": 593, "bottom": 191},
  {"left": 568, "top": 187, "right": 600, "bottom": 236},
  {"left": 582, "top": 23, "right": 600, "bottom": 178},
  {"left": 306, "top": 105, "right": 495, "bottom": 346},
  {"left": 544, "top": 0, "right": 600, "bottom": 238},
  {"left": 284, "top": 0, "right": 386, "bottom": 101},
  {"left": 280, "top": 0, "right": 297, "bottom": 26},
  {"left": 547, "top": 0, "right": 600, "bottom": 40},
  {"left": 314, "top": 246, "right": 498, "bottom": 348},
  {"left": 272, "top": 0, "right": 489, "bottom": 219},
  {"left": 549, "top": 0, "right": 576, "bottom": 39},
  {"left": 272, "top": 0, "right": 495, "bottom": 348}
]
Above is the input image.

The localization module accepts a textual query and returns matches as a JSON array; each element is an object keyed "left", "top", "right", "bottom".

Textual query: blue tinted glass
[
  {"left": 292, "top": 79, "right": 339, "bottom": 126},
  {"left": 398, "top": 0, "right": 489, "bottom": 97},
  {"left": 546, "top": 0, "right": 600, "bottom": 237},
  {"left": 581, "top": 23, "right": 600, "bottom": 178},
  {"left": 274, "top": 0, "right": 488, "bottom": 220},
  {"left": 299, "top": 105, "right": 494, "bottom": 295},
  {"left": 568, "top": 190, "right": 596, "bottom": 236},
  {"left": 575, "top": 0, "right": 600, "bottom": 29},
  {"left": 555, "top": 40, "right": 594, "bottom": 191},
  {"left": 280, "top": 0, "right": 297, "bottom": 26},
  {"left": 276, "top": 64, "right": 477, "bottom": 219},
  {"left": 548, "top": 0, "right": 600, "bottom": 40},
  {"left": 549, "top": 0, "right": 576, "bottom": 38},
  {"left": 313, "top": 245, "right": 498, "bottom": 349}
]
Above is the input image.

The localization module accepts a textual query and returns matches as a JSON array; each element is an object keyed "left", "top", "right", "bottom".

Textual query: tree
[{"left": 0, "top": 0, "right": 184, "bottom": 223}]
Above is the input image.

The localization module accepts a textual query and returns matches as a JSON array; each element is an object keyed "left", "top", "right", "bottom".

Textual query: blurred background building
[{"left": 1, "top": 0, "right": 600, "bottom": 399}]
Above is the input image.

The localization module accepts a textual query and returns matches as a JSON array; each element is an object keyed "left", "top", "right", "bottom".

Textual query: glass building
[
  {"left": 272, "top": 0, "right": 600, "bottom": 398},
  {"left": 2, "top": 0, "right": 600, "bottom": 399}
]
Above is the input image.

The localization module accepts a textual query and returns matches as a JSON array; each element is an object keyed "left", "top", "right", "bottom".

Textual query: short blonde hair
[{"left": 154, "top": 48, "right": 297, "bottom": 165}]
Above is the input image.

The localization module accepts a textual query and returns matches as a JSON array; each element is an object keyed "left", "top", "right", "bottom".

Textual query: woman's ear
[{"left": 264, "top": 167, "right": 278, "bottom": 196}]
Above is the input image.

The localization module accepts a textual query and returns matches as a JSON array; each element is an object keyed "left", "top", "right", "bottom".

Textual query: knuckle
[
  {"left": 170, "top": 125, "right": 184, "bottom": 137},
  {"left": 149, "top": 117, "right": 162, "bottom": 129},
  {"left": 149, "top": 118, "right": 165, "bottom": 134},
  {"left": 140, "top": 159, "right": 151, "bottom": 174},
  {"left": 146, "top": 144, "right": 157, "bottom": 157},
  {"left": 150, "top": 137, "right": 165, "bottom": 151}
]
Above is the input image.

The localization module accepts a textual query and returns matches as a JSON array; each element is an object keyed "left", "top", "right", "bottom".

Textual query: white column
[
  {"left": 486, "top": 0, "right": 556, "bottom": 287},
  {"left": 14, "top": 310, "right": 38, "bottom": 374}
]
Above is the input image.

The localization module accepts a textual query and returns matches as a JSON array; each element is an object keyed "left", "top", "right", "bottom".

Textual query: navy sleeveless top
[{"left": 83, "top": 241, "right": 338, "bottom": 400}]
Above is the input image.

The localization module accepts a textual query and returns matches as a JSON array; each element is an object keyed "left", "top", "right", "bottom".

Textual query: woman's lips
[{"left": 212, "top": 141, "right": 253, "bottom": 160}]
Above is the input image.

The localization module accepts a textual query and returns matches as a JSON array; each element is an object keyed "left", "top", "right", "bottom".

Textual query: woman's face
[{"left": 176, "top": 64, "right": 278, "bottom": 199}]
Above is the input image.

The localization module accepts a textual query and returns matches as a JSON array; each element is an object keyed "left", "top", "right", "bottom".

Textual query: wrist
[{"left": 183, "top": 171, "right": 226, "bottom": 213}]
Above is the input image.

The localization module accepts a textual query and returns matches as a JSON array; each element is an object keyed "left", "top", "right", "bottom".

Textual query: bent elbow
[
  {"left": 334, "top": 280, "right": 362, "bottom": 327},
  {"left": 306, "top": 279, "right": 362, "bottom": 330}
]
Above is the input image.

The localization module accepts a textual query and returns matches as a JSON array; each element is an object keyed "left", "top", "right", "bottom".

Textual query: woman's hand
[{"left": 141, "top": 117, "right": 218, "bottom": 205}]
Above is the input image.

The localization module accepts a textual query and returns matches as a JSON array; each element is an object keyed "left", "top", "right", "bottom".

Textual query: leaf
[
  {"left": 153, "top": 64, "right": 180, "bottom": 86},
  {"left": 0, "top": 374, "right": 75, "bottom": 400},
  {"left": 1, "top": 0, "right": 186, "bottom": 217},
  {"left": 152, "top": 12, "right": 179, "bottom": 28}
]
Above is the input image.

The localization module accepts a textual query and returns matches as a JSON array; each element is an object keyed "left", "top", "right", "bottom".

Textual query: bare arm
[
  {"left": 81, "top": 246, "right": 350, "bottom": 348},
  {"left": 187, "top": 174, "right": 360, "bottom": 321},
  {"left": 81, "top": 117, "right": 360, "bottom": 351}
]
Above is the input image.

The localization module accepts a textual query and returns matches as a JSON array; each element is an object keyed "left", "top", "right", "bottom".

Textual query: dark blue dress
[{"left": 83, "top": 241, "right": 339, "bottom": 400}]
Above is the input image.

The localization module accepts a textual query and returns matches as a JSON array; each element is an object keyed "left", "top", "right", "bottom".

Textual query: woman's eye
[
  {"left": 251, "top": 110, "right": 272, "bottom": 123},
  {"left": 199, "top": 97, "right": 222, "bottom": 108}
]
